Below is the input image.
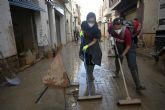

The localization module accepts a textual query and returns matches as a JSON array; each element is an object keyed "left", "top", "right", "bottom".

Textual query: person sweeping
[
  {"left": 77, "top": 12, "right": 102, "bottom": 101},
  {"left": 109, "top": 17, "right": 145, "bottom": 91},
  {"left": 79, "top": 12, "right": 102, "bottom": 82}
]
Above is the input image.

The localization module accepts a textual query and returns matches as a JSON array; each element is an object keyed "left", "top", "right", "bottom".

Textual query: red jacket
[{"left": 114, "top": 28, "right": 132, "bottom": 47}]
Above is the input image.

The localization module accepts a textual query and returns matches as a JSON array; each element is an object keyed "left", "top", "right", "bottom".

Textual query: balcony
[
  {"left": 47, "top": 0, "right": 69, "bottom": 3},
  {"left": 57, "top": 0, "right": 69, "bottom": 3},
  {"left": 103, "top": 8, "right": 111, "bottom": 17},
  {"left": 109, "top": 0, "right": 120, "bottom": 7},
  {"left": 102, "top": 0, "right": 121, "bottom": 17},
  {"left": 8, "top": 0, "right": 44, "bottom": 11},
  {"left": 62, "top": 0, "right": 69, "bottom": 3},
  {"left": 112, "top": 0, "right": 137, "bottom": 13},
  {"left": 109, "top": 0, "right": 121, "bottom": 10}
]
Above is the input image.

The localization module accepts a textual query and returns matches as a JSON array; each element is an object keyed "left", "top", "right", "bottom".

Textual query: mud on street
[{"left": 0, "top": 41, "right": 165, "bottom": 110}]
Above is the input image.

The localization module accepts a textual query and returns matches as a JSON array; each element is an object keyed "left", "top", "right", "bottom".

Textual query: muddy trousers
[
  {"left": 84, "top": 53, "right": 95, "bottom": 81},
  {"left": 115, "top": 43, "right": 142, "bottom": 88}
]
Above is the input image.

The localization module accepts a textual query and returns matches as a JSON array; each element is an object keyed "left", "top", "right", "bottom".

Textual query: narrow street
[
  {"left": 0, "top": 0, "right": 165, "bottom": 110},
  {"left": 0, "top": 41, "right": 165, "bottom": 110},
  {"left": 66, "top": 41, "right": 165, "bottom": 110}
]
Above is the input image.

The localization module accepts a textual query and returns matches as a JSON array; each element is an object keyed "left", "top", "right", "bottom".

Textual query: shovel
[{"left": 0, "top": 51, "right": 21, "bottom": 86}]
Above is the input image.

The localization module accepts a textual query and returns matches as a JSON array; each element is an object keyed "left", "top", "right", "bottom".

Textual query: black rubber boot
[
  {"left": 113, "top": 71, "right": 119, "bottom": 78},
  {"left": 113, "top": 59, "right": 120, "bottom": 78},
  {"left": 87, "top": 65, "right": 95, "bottom": 81},
  {"left": 113, "top": 54, "right": 124, "bottom": 78},
  {"left": 130, "top": 69, "right": 146, "bottom": 91}
]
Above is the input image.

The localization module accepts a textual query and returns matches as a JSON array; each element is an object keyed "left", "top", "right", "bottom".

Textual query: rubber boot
[
  {"left": 113, "top": 70, "right": 119, "bottom": 78},
  {"left": 130, "top": 69, "right": 145, "bottom": 91},
  {"left": 113, "top": 57, "right": 121, "bottom": 78},
  {"left": 87, "top": 65, "right": 95, "bottom": 82}
]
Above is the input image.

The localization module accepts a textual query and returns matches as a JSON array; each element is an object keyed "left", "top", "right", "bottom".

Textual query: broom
[{"left": 114, "top": 39, "right": 141, "bottom": 105}]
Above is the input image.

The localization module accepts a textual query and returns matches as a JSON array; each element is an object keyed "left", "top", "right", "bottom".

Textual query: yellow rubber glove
[
  {"left": 79, "top": 31, "right": 83, "bottom": 38},
  {"left": 83, "top": 45, "right": 89, "bottom": 52}
]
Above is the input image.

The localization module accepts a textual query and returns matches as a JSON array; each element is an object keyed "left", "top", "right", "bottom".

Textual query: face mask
[
  {"left": 115, "top": 28, "right": 122, "bottom": 34},
  {"left": 88, "top": 23, "right": 95, "bottom": 28}
]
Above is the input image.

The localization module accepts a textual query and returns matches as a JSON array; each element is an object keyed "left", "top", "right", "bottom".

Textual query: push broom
[{"left": 114, "top": 39, "right": 141, "bottom": 105}]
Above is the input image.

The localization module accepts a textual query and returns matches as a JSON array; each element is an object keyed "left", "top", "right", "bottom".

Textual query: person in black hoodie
[{"left": 79, "top": 12, "right": 102, "bottom": 81}]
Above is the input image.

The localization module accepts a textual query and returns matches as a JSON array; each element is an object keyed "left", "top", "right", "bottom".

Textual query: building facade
[
  {"left": 142, "top": 0, "right": 159, "bottom": 47},
  {"left": 107, "top": 0, "right": 159, "bottom": 47},
  {"left": 0, "top": 0, "right": 73, "bottom": 68},
  {"left": 98, "top": 0, "right": 119, "bottom": 38},
  {"left": 65, "top": 0, "right": 73, "bottom": 42},
  {"left": 72, "top": 0, "right": 81, "bottom": 32}
]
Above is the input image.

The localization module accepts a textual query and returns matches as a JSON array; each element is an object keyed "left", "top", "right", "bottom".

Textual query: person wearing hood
[{"left": 79, "top": 12, "right": 102, "bottom": 81}]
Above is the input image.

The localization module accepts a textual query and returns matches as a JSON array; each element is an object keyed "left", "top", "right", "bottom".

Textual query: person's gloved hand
[
  {"left": 116, "top": 54, "right": 124, "bottom": 59},
  {"left": 80, "top": 31, "right": 83, "bottom": 38},
  {"left": 83, "top": 45, "right": 89, "bottom": 52}
]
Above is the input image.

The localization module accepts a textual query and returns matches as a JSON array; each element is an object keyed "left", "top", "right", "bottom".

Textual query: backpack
[
  {"left": 120, "top": 23, "right": 135, "bottom": 40},
  {"left": 123, "top": 20, "right": 134, "bottom": 35}
]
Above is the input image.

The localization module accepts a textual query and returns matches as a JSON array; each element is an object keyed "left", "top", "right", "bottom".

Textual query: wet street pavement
[
  {"left": 0, "top": 41, "right": 165, "bottom": 110},
  {"left": 63, "top": 41, "right": 165, "bottom": 110}
]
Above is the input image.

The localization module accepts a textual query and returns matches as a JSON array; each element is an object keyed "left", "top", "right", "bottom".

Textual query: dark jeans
[
  {"left": 133, "top": 35, "right": 138, "bottom": 45},
  {"left": 114, "top": 43, "right": 125, "bottom": 74},
  {"left": 84, "top": 53, "right": 93, "bottom": 65},
  {"left": 115, "top": 42, "right": 142, "bottom": 88},
  {"left": 84, "top": 52, "right": 95, "bottom": 80},
  {"left": 115, "top": 42, "right": 137, "bottom": 72}
]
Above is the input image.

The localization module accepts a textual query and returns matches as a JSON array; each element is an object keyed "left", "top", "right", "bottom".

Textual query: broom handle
[
  {"left": 114, "top": 39, "right": 131, "bottom": 99},
  {"left": 84, "top": 52, "right": 91, "bottom": 96},
  {"left": 82, "top": 36, "right": 91, "bottom": 96}
]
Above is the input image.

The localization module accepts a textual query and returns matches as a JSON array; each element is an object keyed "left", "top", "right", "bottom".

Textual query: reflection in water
[
  {"left": 78, "top": 62, "right": 103, "bottom": 96},
  {"left": 63, "top": 41, "right": 119, "bottom": 109},
  {"left": 61, "top": 41, "right": 114, "bottom": 97}
]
